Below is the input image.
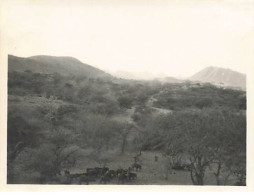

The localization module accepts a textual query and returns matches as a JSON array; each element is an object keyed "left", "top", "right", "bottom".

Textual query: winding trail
[
  {"left": 111, "top": 90, "right": 172, "bottom": 126},
  {"left": 146, "top": 92, "right": 172, "bottom": 115}
]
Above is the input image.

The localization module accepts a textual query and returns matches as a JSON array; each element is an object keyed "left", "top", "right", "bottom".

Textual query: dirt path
[
  {"left": 111, "top": 106, "right": 135, "bottom": 123},
  {"left": 146, "top": 92, "right": 172, "bottom": 115}
]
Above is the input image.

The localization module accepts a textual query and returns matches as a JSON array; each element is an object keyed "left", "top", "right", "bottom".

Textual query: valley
[{"left": 7, "top": 55, "right": 246, "bottom": 185}]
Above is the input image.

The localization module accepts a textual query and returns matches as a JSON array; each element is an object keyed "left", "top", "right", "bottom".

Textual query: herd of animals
[
  {"left": 47, "top": 152, "right": 191, "bottom": 185},
  {"left": 64, "top": 163, "right": 141, "bottom": 185},
  {"left": 56, "top": 152, "right": 144, "bottom": 185}
]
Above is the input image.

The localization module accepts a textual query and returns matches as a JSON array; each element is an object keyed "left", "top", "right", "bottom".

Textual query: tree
[
  {"left": 25, "top": 104, "right": 80, "bottom": 183},
  {"left": 118, "top": 123, "right": 133, "bottom": 154},
  {"left": 157, "top": 108, "right": 246, "bottom": 185},
  {"left": 26, "top": 128, "right": 79, "bottom": 183},
  {"left": 77, "top": 114, "right": 122, "bottom": 153},
  {"left": 200, "top": 109, "right": 246, "bottom": 185},
  {"left": 118, "top": 96, "right": 133, "bottom": 109},
  {"left": 7, "top": 112, "right": 42, "bottom": 183}
]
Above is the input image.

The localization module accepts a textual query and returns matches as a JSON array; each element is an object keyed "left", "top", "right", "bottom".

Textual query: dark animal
[
  {"left": 69, "top": 173, "right": 85, "bottom": 179},
  {"left": 94, "top": 167, "right": 103, "bottom": 176},
  {"left": 107, "top": 170, "right": 116, "bottom": 179},
  {"left": 99, "top": 169, "right": 115, "bottom": 184},
  {"left": 100, "top": 173, "right": 111, "bottom": 184},
  {"left": 64, "top": 170, "right": 70, "bottom": 175},
  {"left": 132, "top": 163, "right": 142, "bottom": 171},
  {"left": 172, "top": 164, "right": 186, "bottom": 170},
  {"left": 78, "top": 173, "right": 96, "bottom": 185},
  {"left": 134, "top": 151, "right": 142, "bottom": 164},
  {"left": 101, "top": 167, "right": 109, "bottom": 175},
  {"left": 116, "top": 168, "right": 128, "bottom": 175},
  {"left": 67, "top": 173, "right": 86, "bottom": 184},
  {"left": 116, "top": 168, "right": 129, "bottom": 184},
  {"left": 117, "top": 172, "right": 128, "bottom": 184},
  {"left": 86, "top": 167, "right": 109, "bottom": 178},
  {"left": 57, "top": 170, "right": 72, "bottom": 184},
  {"left": 127, "top": 172, "right": 137, "bottom": 181},
  {"left": 133, "top": 156, "right": 137, "bottom": 163},
  {"left": 86, "top": 167, "right": 99, "bottom": 178}
]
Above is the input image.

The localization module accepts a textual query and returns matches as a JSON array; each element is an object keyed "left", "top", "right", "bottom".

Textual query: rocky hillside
[{"left": 189, "top": 66, "right": 246, "bottom": 89}]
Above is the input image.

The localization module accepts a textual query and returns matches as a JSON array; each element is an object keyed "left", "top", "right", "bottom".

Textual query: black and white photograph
[{"left": 0, "top": 0, "right": 254, "bottom": 191}]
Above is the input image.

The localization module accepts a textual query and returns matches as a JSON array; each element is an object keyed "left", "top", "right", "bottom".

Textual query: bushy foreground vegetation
[{"left": 7, "top": 71, "right": 246, "bottom": 185}]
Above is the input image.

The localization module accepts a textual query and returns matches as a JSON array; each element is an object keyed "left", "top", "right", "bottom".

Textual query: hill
[
  {"left": 8, "top": 55, "right": 111, "bottom": 78},
  {"left": 189, "top": 66, "right": 246, "bottom": 89}
]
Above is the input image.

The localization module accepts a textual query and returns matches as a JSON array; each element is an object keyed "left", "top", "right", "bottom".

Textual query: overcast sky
[{"left": 1, "top": 0, "right": 254, "bottom": 78}]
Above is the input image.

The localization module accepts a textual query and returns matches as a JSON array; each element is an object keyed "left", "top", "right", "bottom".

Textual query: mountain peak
[{"left": 189, "top": 66, "right": 246, "bottom": 89}]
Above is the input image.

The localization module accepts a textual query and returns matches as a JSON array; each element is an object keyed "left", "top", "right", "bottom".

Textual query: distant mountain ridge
[
  {"left": 113, "top": 71, "right": 183, "bottom": 83},
  {"left": 8, "top": 55, "right": 111, "bottom": 78},
  {"left": 8, "top": 55, "right": 246, "bottom": 89},
  {"left": 189, "top": 66, "right": 246, "bottom": 89}
]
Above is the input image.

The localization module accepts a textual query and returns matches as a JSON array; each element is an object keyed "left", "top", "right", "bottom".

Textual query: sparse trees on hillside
[
  {"left": 10, "top": 104, "right": 81, "bottom": 184},
  {"left": 27, "top": 129, "right": 79, "bottom": 183},
  {"left": 173, "top": 109, "right": 245, "bottom": 185},
  {"left": 7, "top": 69, "right": 246, "bottom": 184},
  {"left": 139, "top": 108, "right": 246, "bottom": 185},
  {"left": 77, "top": 115, "right": 121, "bottom": 152},
  {"left": 118, "top": 96, "right": 133, "bottom": 109},
  {"left": 7, "top": 112, "right": 42, "bottom": 183}
]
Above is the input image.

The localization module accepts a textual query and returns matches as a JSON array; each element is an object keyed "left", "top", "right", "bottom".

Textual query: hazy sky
[{"left": 1, "top": 0, "right": 254, "bottom": 78}]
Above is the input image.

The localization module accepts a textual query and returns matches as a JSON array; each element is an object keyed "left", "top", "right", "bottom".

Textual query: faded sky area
[{"left": 1, "top": 0, "right": 254, "bottom": 78}]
